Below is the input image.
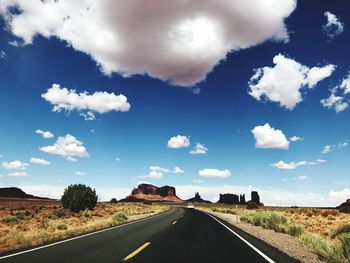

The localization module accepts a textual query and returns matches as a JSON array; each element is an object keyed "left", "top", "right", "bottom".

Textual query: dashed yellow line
[
  {"left": 172, "top": 221, "right": 177, "bottom": 225},
  {"left": 123, "top": 242, "right": 151, "bottom": 261}
]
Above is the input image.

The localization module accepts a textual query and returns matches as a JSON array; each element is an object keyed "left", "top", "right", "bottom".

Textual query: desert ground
[{"left": 0, "top": 198, "right": 170, "bottom": 253}]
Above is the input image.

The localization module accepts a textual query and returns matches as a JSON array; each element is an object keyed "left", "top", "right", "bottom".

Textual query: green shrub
[
  {"left": 246, "top": 201, "right": 258, "bottom": 210},
  {"left": 61, "top": 184, "right": 98, "bottom": 212},
  {"left": 112, "top": 212, "right": 128, "bottom": 222},
  {"left": 79, "top": 209, "right": 92, "bottom": 218},
  {"left": 299, "top": 233, "right": 345, "bottom": 263},
  {"left": 2, "top": 215, "right": 18, "bottom": 223},
  {"left": 287, "top": 224, "right": 304, "bottom": 236},
  {"left": 57, "top": 223, "right": 68, "bottom": 230},
  {"left": 240, "top": 211, "right": 288, "bottom": 233},
  {"left": 332, "top": 222, "right": 350, "bottom": 238},
  {"left": 110, "top": 198, "right": 118, "bottom": 204},
  {"left": 338, "top": 233, "right": 350, "bottom": 261}
]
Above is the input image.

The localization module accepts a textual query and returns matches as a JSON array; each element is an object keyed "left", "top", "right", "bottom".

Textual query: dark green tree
[{"left": 61, "top": 184, "right": 98, "bottom": 212}]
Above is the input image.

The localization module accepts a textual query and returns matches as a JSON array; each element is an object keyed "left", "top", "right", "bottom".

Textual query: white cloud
[
  {"left": 40, "top": 134, "right": 89, "bottom": 161},
  {"left": 323, "top": 11, "right": 344, "bottom": 40},
  {"left": 189, "top": 143, "right": 208, "bottom": 155},
  {"left": 30, "top": 157, "right": 50, "bottom": 165},
  {"left": 8, "top": 171, "right": 27, "bottom": 177},
  {"left": 0, "top": 50, "right": 7, "bottom": 60},
  {"left": 297, "top": 176, "right": 309, "bottom": 181},
  {"left": 271, "top": 160, "right": 306, "bottom": 170},
  {"left": 322, "top": 145, "right": 333, "bottom": 154},
  {"left": 139, "top": 166, "right": 169, "bottom": 179},
  {"left": 251, "top": 123, "right": 289, "bottom": 149},
  {"left": 321, "top": 94, "right": 348, "bottom": 113},
  {"left": 192, "top": 179, "right": 204, "bottom": 184},
  {"left": 167, "top": 135, "right": 190, "bottom": 148},
  {"left": 0, "top": 0, "right": 296, "bottom": 87},
  {"left": 290, "top": 136, "right": 302, "bottom": 142},
  {"left": 199, "top": 168, "right": 231, "bottom": 178},
  {"left": 2, "top": 160, "right": 28, "bottom": 170},
  {"left": 75, "top": 171, "right": 86, "bottom": 176},
  {"left": 173, "top": 166, "right": 185, "bottom": 174},
  {"left": 329, "top": 188, "right": 350, "bottom": 201},
  {"left": 35, "top": 129, "right": 54, "bottom": 139},
  {"left": 340, "top": 73, "right": 350, "bottom": 94},
  {"left": 339, "top": 141, "right": 348, "bottom": 149},
  {"left": 115, "top": 157, "right": 121, "bottom": 161},
  {"left": 248, "top": 54, "right": 335, "bottom": 110},
  {"left": 317, "top": 159, "right": 327, "bottom": 163},
  {"left": 41, "top": 84, "right": 130, "bottom": 120}
]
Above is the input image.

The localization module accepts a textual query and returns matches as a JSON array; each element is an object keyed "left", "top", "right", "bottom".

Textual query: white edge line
[
  {"left": 203, "top": 211, "right": 275, "bottom": 263},
  {"left": 0, "top": 208, "right": 174, "bottom": 260}
]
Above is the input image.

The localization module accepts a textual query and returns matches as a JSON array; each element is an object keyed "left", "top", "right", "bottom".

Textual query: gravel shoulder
[{"left": 204, "top": 210, "right": 324, "bottom": 263}]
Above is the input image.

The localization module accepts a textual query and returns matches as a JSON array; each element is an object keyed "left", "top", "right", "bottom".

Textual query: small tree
[
  {"left": 110, "top": 198, "right": 118, "bottom": 204},
  {"left": 246, "top": 201, "right": 259, "bottom": 210},
  {"left": 61, "top": 184, "right": 98, "bottom": 212}
]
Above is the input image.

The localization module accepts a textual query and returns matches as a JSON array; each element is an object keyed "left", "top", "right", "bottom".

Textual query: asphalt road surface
[{"left": 0, "top": 207, "right": 299, "bottom": 263}]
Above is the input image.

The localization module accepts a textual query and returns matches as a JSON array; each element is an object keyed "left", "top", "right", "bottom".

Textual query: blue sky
[{"left": 0, "top": 0, "right": 349, "bottom": 206}]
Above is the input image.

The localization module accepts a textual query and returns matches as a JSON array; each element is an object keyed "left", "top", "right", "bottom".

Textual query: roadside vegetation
[
  {"left": 0, "top": 184, "right": 170, "bottom": 253},
  {"left": 202, "top": 204, "right": 350, "bottom": 263}
]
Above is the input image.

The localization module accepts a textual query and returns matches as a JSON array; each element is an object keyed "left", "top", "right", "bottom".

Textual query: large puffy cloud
[
  {"left": 323, "top": 11, "right": 344, "bottom": 40},
  {"left": 0, "top": 0, "right": 296, "bottom": 86},
  {"left": 40, "top": 134, "right": 89, "bottom": 161},
  {"left": 42, "top": 84, "right": 130, "bottom": 120},
  {"left": 2, "top": 160, "right": 28, "bottom": 170},
  {"left": 199, "top": 168, "right": 231, "bottom": 178},
  {"left": 251, "top": 123, "right": 289, "bottom": 149},
  {"left": 249, "top": 54, "right": 335, "bottom": 110},
  {"left": 167, "top": 135, "right": 190, "bottom": 148}
]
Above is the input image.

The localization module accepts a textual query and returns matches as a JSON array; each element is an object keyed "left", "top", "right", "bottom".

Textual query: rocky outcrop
[
  {"left": 0, "top": 187, "right": 49, "bottom": 199},
  {"left": 120, "top": 184, "right": 182, "bottom": 202},
  {"left": 250, "top": 191, "right": 260, "bottom": 204},
  {"left": 186, "top": 192, "right": 211, "bottom": 203},
  {"left": 218, "top": 193, "right": 240, "bottom": 204},
  {"left": 337, "top": 199, "right": 350, "bottom": 212}
]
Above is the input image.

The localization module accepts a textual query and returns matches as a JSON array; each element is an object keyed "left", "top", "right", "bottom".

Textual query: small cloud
[
  {"left": 90, "top": 129, "right": 95, "bottom": 133},
  {"left": 193, "top": 179, "right": 204, "bottom": 184},
  {"left": 192, "top": 88, "right": 201, "bottom": 94},
  {"left": 8, "top": 171, "right": 27, "bottom": 177},
  {"left": 115, "top": 157, "right": 121, "bottom": 161},
  {"left": 189, "top": 143, "right": 208, "bottom": 155},
  {"left": 30, "top": 157, "right": 50, "bottom": 165},
  {"left": 0, "top": 51, "right": 7, "bottom": 60},
  {"left": 75, "top": 171, "right": 86, "bottom": 176},
  {"left": 322, "top": 145, "right": 333, "bottom": 154},
  {"left": 317, "top": 159, "right": 327, "bottom": 163},
  {"left": 35, "top": 129, "right": 54, "bottom": 139},
  {"left": 338, "top": 141, "right": 348, "bottom": 149},
  {"left": 2, "top": 161, "right": 28, "bottom": 170},
  {"left": 271, "top": 160, "right": 306, "bottom": 170},
  {"left": 297, "top": 176, "right": 309, "bottom": 181},
  {"left": 199, "top": 168, "right": 231, "bottom": 178},
  {"left": 323, "top": 11, "right": 344, "bottom": 40},
  {"left": 40, "top": 134, "right": 89, "bottom": 161},
  {"left": 167, "top": 135, "right": 190, "bottom": 148},
  {"left": 251, "top": 123, "right": 289, "bottom": 149},
  {"left": 8, "top": 40, "right": 22, "bottom": 47},
  {"left": 290, "top": 136, "right": 302, "bottom": 142},
  {"left": 172, "top": 166, "right": 185, "bottom": 174}
]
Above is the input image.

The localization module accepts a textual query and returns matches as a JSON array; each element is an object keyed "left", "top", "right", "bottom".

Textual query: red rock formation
[
  {"left": 120, "top": 184, "right": 182, "bottom": 202},
  {"left": 186, "top": 192, "right": 211, "bottom": 203}
]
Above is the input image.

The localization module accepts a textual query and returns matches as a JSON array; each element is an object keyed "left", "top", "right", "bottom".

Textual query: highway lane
[{"left": 0, "top": 207, "right": 299, "bottom": 263}]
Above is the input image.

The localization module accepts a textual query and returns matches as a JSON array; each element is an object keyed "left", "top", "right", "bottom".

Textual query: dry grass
[{"left": 0, "top": 199, "right": 170, "bottom": 253}]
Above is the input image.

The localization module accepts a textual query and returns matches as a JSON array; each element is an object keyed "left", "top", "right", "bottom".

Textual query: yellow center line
[
  {"left": 172, "top": 221, "right": 177, "bottom": 225},
  {"left": 123, "top": 242, "right": 151, "bottom": 261}
]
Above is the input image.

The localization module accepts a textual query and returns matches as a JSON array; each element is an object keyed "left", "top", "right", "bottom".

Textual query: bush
[
  {"left": 112, "top": 212, "right": 128, "bottom": 222},
  {"left": 287, "top": 224, "right": 304, "bottom": 236},
  {"left": 110, "top": 198, "right": 118, "bottom": 204},
  {"left": 61, "top": 184, "right": 98, "bottom": 212},
  {"left": 331, "top": 222, "right": 350, "bottom": 238},
  {"left": 57, "top": 223, "right": 68, "bottom": 230},
  {"left": 79, "top": 209, "right": 92, "bottom": 218},
  {"left": 2, "top": 215, "right": 18, "bottom": 223},
  {"left": 240, "top": 211, "right": 288, "bottom": 233},
  {"left": 246, "top": 201, "right": 258, "bottom": 210},
  {"left": 53, "top": 209, "right": 67, "bottom": 218},
  {"left": 299, "top": 233, "right": 345, "bottom": 263},
  {"left": 338, "top": 233, "right": 350, "bottom": 261}
]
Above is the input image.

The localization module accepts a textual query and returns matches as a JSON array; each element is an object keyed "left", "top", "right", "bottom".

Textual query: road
[{"left": 0, "top": 207, "right": 299, "bottom": 263}]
